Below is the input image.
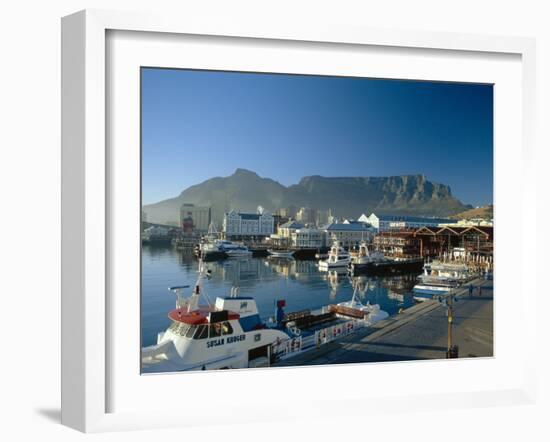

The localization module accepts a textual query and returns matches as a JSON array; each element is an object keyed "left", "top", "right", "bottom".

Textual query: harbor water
[{"left": 141, "top": 244, "right": 418, "bottom": 347}]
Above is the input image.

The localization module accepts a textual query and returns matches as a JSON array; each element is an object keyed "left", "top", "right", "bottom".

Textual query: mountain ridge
[{"left": 143, "top": 168, "right": 472, "bottom": 225}]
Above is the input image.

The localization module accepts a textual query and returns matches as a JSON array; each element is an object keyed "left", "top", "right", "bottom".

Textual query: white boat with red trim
[{"left": 141, "top": 262, "right": 389, "bottom": 372}]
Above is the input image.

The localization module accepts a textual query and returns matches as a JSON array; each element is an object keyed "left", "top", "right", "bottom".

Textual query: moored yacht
[
  {"left": 412, "top": 260, "right": 474, "bottom": 301},
  {"left": 217, "top": 240, "right": 253, "bottom": 257},
  {"left": 318, "top": 241, "right": 350, "bottom": 270}
]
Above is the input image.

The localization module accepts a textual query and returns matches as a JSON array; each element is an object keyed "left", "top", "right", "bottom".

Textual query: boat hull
[
  {"left": 319, "top": 259, "right": 350, "bottom": 269},
  {"left": 199, "top": 250, "right": 228, "bottom": 261},
  {"left": 267, "top": 250, "right": 295, "bottom": 258},
  {"left": 349, "top": 258, "right": 424, "bottom": 276}
]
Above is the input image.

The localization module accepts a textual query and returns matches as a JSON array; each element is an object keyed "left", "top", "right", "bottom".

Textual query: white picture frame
[{"left": 61, "top": 9, "right": 537, "bottom": 433}]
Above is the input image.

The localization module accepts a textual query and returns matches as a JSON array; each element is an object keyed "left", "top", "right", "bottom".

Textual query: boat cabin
[{"left": 166, "top": 295, "right": 266, "bottom": 342}]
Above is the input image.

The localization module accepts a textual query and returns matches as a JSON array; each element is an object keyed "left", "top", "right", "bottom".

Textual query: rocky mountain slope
[{"left": 143, "top": 168, "right": 471, "bottom": 225}]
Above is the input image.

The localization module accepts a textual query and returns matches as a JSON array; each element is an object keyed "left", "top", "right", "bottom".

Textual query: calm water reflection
[{"left": 141, "top": 245, "right": 418, "bottom": 347}]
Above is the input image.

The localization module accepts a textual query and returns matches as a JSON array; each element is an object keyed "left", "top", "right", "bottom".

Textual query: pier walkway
[{"left": 274, "top": 278, "right": 493, "bottom": 366}]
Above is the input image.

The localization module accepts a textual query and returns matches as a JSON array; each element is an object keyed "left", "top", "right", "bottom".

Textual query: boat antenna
[{"left": 168, "top": 285, "right": 190, "bottom": 309}]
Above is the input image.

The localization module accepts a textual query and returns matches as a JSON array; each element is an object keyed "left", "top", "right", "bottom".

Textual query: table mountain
[{"left": 143, "top": 168, "right": 471, "bottom": 225}]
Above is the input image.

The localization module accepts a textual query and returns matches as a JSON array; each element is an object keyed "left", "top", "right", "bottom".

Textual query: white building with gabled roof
[
  {"left": 223, "top": 210, "right": 274, "bottom": 239},
  {"left": 364, "top": 213, "right": 455, "bottom": 231}
]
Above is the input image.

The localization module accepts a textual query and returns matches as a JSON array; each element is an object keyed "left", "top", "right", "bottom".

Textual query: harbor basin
[{"left": 141, "top": 244, "right": 418, "bottom": 348}]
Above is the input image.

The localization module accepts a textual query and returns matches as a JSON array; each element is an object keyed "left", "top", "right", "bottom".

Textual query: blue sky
[{"left": 141, "top": 68, "right": 493, "bottom": 207}]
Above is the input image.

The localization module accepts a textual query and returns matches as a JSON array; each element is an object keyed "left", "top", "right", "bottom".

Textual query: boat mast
[
  {"left": 169, "top": 259, "right": 213, "bottom": 312},
  {"left": 195, "top": 259, "right": 213, "bottom": 307}
]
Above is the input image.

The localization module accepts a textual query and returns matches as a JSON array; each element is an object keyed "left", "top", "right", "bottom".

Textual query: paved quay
[{"left": 274, "top": 277, "right": 493, "bottom": 367}]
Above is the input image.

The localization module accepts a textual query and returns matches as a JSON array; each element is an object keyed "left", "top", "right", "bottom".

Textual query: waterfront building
[
  {"left": 223, "top": 210, "right": 274, "bottom": 240},
  {"left": 270, "top": 220, "right": 304, "bottom": 247},
  {"left": 291, "top": 228, "right": 327, "bottom": 248},
  {"left": 321, "top": 222, "right": 375, "bottom": 248},
  {"left": 373, "top": 231, "right": 421, "bottom": 258},
  {"left": 412, "top": 225, "right": 493, "bottom": 259},
  {"left": 143, "top": 225, "right": 170, "bottom": 237},
  {"left": 363, "top": 213, "right": 455, "bottom": 231},
  {"left": 373, "top": 225, "right": 493, "bottom": 259},
  {"left": 179, "top": 203, "right": 212, "bottom": 233},
  {"left": 277, "top": 220, "right": 305, "bottom": 238},
  {"left": 142, "top": 224, "right": 176, "bottom": 244},
  {"left": 273, "top": 214, "right": 290, "bottom": 230},
  {"left": 440, "top": 218, "right": 493, "bottom": 227}
]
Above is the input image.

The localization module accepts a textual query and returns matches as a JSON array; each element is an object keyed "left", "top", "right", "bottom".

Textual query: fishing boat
[
  {"left": 348, "top": 241, "right": 424, "bottom": 275},
  {"left": 267, "top": 249, "right": 295, "bottom": 258},
  {"left": 197, "top": 223, "right": 227, "bottom": 260},
  {"left": 348, "top": 241, "right": 387, "bottom": 270},
  {"left": 318, "top": 241, "right": 350, "bottom": 270},
  {"left": 141, "top": 262, "right": 389, "bottom": 373}
]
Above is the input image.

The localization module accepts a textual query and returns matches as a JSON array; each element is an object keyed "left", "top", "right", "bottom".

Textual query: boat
[
  {"left": 196, "top": 223, "right": 228, "bottom": 260},
  {"left": 348, "top": 241, "right": 424, "bottom": 275},
  {"left": 318, "top": 241, "right": 350, "bottom": 270},
  {"left": 267, "top": 249, "right": 295, "bottom": 258},
  {"left": 412, "top": 260, "right": 474, "bottom": 301},
  {"left": 423, "top": 260, "right": 474, "bottom": 281},
  {"left": 348, "top": 241, "right": 387, "bottom": 270},
  {"left": 198, "top": 238, "right": 252, "bottom": 261},
  {"left": 216, "top": 240, "right": 253, "bottom": 257},
  {"left": 141, "top": 261, "right": 389, "bottom": 372},
  {"left": 412, "top": 277, "right": 460, "bottom": 301},
  {"left": 197, "top": 240, "right": 226, "bottom": 260}
]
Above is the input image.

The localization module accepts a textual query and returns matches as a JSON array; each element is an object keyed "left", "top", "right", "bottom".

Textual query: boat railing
[
  {"left": 314, "top": 319, "right": 362, "bottom": 347},
  {"left": 272, "top": 335, "right": 303, "bottom": 359}
]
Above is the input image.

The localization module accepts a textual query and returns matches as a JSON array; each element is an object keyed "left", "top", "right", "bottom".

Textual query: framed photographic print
[{"left": 61, "top": 9, "right": 537, "bottom": 432}]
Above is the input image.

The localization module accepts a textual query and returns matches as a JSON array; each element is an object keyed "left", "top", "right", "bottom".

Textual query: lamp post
[{"left": 446, "top": 291, "right": 459, "bottom": 358}]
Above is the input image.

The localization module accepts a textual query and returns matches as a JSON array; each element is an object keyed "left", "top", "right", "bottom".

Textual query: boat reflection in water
[{"left": 142, "top": 245, "right": 418, "bottom": 349}]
